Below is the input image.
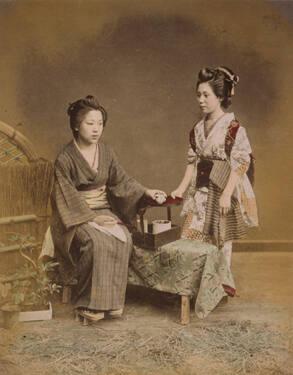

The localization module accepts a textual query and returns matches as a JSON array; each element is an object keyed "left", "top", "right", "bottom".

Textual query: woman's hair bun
[
  {"left": 198, "top": 67, "right": 216, "bottom": 82},
  {"left": 67, "top": 102, "right": 75, "bottom": 116},
  {"left": 85, "top": 95, "right": 95, "bottom": 100},
  {"left": 67, "top": 95, "right": 100, "bottom": 116}
]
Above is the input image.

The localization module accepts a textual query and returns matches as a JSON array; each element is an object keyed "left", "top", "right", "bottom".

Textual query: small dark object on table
[{"left": 133, "top": 196, "right": 183, "bottom": 250}]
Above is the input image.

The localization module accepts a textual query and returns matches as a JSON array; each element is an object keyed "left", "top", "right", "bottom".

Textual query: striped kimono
[
  {"left": 51, "top": 141, "right": 145, "bottom": 311},
  {"left": 181, "top": 112, "right": 258, "bottom": 265}
]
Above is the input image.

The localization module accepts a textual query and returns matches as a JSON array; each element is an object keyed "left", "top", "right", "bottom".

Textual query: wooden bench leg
[
  {"left": 180, "top": 295, "right": 190, "bottom": 325},
  {"left": 62, "top": 286, "right": 72, "bottom": 304}
]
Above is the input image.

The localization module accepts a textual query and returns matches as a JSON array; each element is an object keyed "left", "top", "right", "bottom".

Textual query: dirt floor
[{"left": 0, "top": 252, "right": 292, "bottom": 375}]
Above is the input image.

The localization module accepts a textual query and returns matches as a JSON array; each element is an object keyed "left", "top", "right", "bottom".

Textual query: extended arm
[{"left": 171, "top": 163, "right": 194, "bottom": 198}]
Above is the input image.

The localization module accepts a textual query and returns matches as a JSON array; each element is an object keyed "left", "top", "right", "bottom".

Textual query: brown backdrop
[{"left": 0, "top": 0, "right": 292, "bottom": 241}]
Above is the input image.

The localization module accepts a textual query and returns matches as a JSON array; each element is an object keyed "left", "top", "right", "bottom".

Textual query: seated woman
[{"left": 51, "top": 95, "right": 166, "bottom": 322}]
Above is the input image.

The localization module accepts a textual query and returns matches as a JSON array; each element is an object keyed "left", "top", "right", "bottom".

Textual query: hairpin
[{"left": 217, "top": 67, "right": 239, "bottom": 95}]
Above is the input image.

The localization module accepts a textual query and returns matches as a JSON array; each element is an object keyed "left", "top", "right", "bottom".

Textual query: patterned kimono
[
  {"left": 51, "top": 141, "right": 145, "bottom": 311},
  {"left": 181, "top": 112, "right": 258, "bottom": 264}
]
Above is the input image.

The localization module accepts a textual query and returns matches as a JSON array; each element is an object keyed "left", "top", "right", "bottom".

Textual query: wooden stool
[
  {"left": 62, "top": 285, "right": 72, "bottom": 304},
  {"left": 61, "top": 279, "right": 77, "bottom": 304},
  {"left": 180, "top": 295, "right": 190, "bottom": 325},
  {"left": 62, "top": 281, "right": 191, "bottom": 324}
]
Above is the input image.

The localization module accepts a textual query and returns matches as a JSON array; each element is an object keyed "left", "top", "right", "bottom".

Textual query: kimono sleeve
[
  {"left": 51, "top": 156, "right": 96, "bottom": 229},
  {"left": 230, "top": 127, "right": 252, "bottom": 176},
  {"left": 187, "top": 127, "right": 197, "bottom": 165},
  {"left": 187, "top": 145, "right": 196, "bottom": 165},
  {"left": 107, "top": 148, "right": 146, "bottom": 223}
]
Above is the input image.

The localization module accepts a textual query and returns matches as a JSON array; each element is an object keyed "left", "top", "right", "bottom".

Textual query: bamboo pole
[
  {"left": 0, "top": 242, "right": 40, "bottom": 254},
  {"left": 0, "top": 215, "right": 38, "bottom": 225},
  {"left": 0, "top": 274, "right": 33, "bottom": 283}
]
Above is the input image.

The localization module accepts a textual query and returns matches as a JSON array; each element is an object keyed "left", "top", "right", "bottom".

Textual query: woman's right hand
[
  {"left": 170, "top": 188, "right": 184, "bottom": 199},
  {"left": 170, "top": 165, "right": 193, "bottom": 200},
  {"left": 94, "top": 215, "right": 117, "bottom": 227}
]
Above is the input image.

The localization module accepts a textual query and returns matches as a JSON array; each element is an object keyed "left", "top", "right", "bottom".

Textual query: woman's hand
[
  {"left": 170, "top": 188, "right": 184, "bottom": 199},
  {"left": 170, "top": 164, "right": 193, "bottom": 199},
  {"left": 145, "top": 189, "right": 167, "bottom": 204},
  {"left": 94, "top": 215, "right": 117, "bottom": 227},
  {"left": 219, "top": 192, "right": 231, "bottom": 216}
]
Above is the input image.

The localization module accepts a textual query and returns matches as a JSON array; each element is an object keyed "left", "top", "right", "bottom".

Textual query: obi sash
[
  {"left": 196, "top": 158, "right": 224, "bottom": 189},
  {"left": 78, "top": 185, "right": 110, "bottom": 210}
]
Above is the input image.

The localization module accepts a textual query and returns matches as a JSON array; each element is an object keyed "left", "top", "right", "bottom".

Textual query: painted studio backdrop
[{"left": 0, "top": 0, "right": 292, "bottom": 242}]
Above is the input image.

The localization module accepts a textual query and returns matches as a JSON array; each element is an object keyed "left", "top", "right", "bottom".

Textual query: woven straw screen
[{"left": 0, "top": 121, "right": 53, "bottom": 272}]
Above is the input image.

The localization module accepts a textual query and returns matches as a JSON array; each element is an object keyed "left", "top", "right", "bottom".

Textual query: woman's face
[
  {"left": 77, "top": 110, "right": 104, "bottom": 145},
  {"left": 196, "top": 82, "right": 222, "bottom": 115}
]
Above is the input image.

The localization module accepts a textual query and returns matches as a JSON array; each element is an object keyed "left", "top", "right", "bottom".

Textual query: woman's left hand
[
  {"left": 94, "top": 215, "right": 118, "bottom": 227},
  {"left": 145, "top": 189, "right": 167, "bottom": 204},
  {"left": 219, "top": 192, "right": 231, "bottom": 216}
]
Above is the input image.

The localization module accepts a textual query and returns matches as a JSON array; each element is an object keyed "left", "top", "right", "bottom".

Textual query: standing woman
[
  {"left": 171, "top": 67, "right": 258, "bottom": 266},
  {"left": 51, "top": 95, "right": 166, "bottom": 322}
]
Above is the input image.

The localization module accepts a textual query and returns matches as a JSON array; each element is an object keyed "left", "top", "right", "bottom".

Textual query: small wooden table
[
  {"left": 128, "top": 238, "right": 235, "bottom": 324},
  {"left": 130, "top": 196, "right": 192, "bottom": 324}
]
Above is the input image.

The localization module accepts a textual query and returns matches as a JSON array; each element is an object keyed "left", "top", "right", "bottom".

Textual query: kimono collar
[
  {"left": 67, "top": 140, "right": 103, "bottom": 180},
  {"left": 198, "top": 112, "right": 235, "bottom": 140}
]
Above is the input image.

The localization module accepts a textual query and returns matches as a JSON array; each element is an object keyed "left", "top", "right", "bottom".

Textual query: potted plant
[
  {"left": 0, "top": 234, "right": 60, "bottom": 328},
  {"left": 0, "top": 282, "right": 21, "bottom": 329}
]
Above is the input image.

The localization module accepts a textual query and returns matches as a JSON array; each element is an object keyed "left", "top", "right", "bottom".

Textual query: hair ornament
[{"left": 216, "top": 66, "right": 239, "bottom": 96}]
